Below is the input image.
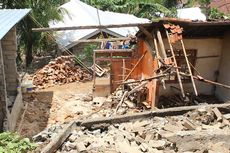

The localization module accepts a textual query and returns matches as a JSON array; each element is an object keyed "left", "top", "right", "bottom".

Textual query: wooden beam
[
  {"left": 121, "top": 73, "right": 170, "bottom": 85},
  {"left": 81, "top": 103, "right": 230, "bottom": 127},
  {"left": 40, "top": 121, "right": 77, "bottom": 153},
  {"left": 181, "top": 39, "right": 198, "bottom": 96},
  {"left": 165, "top": 30, "right": 185, "bottom": 98},
  {"left": 32, "top": 23, "right": 152, "bottom": 32},
  {"left": 180, "top": 72, "right": 230, "bottom": 90},
  {"left": 75, "top": 37, "right": 130, "bottom": 43}
]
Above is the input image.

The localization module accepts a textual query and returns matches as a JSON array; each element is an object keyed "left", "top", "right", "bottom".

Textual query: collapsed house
[
  {"left": 0, "top": 9, "right": 31, "bottom": 131},
  {"left": 93, "top": 18, "right": 230, "bottom": 109}
]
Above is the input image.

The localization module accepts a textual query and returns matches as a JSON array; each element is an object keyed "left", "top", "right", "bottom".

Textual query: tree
[
  {"left": 81, "top": 0, "right": 178, "bottom": 20},
  {"left": 2, "top": 0, "right": 64, "bottom": 66}
]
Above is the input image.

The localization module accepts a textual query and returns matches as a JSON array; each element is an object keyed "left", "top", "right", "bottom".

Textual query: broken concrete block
[
  {"left": 223, "top": 113, "right": 230, "bottom": 120},
  {"left": 69, "top": 134, "right": 78, "bottom": 142},
  {"left": 212, "top": 107, "right": 222, "bottom": 122},
  {"left": 135, "top": 135, "right": 145, "bottom": 144},
  {"left": 114, "top": 134, "right": 125, "bottom": 142},
  {"left": 140, "top": 143, "right": 149, "bottom": 152},
  {"left": 115, "top": 141, "right": 142, "bottom": 153},
  {"left": 76, "top": 142, "right": 87, "bottom": 152},
  {"left": 183, "top": 118, "right": 196, "bottom": 130},
  {"left": 163, "top": 123, "right": 179, "bottom": 133},
  {"left": 149, "top": 140, "right": 166, "bottom": 149},
  {"left": 131, "top": 141, "right": 139, "bottom": 147},
  {"left": 145, "top": 133, "right": 154, "bottom": 142}
]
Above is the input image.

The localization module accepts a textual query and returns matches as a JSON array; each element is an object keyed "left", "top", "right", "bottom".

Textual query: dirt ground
[{"left": 16, "top": 81, "right": 95, "bottom": 138}]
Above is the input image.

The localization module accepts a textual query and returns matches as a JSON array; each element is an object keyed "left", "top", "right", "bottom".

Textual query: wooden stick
[
  {"left": 75, "top": 37, "right": 130, "bottom": 43},
  {"left": 165, "top": 30, "right": 185, "bottom": 98},
  {"left": 17, "top": 103, "right": 28, "bottom": 134},
  {"left": 156, "top": 30, "right": 167, "bottom": 58},
  {"left": 115, "top": 91, "right": 129, "bottom": 114},
  {"left": 81, "top": 103, "right": 230, "bottom": 127},
  {"left": 40, "top": 121, "right": 76, "bottom": 153},
  {"left": 180, "top": 72, "right": 230, "bottom": 89},
  {"left": 124, "top": 51, "right": 147, "bottom": 81},
  {"left": 121, "top": 73, "right": 170, "bottom": 85},
  {"left": 32, "top": 23, "right": 152, "bottom": 32},
  {"left": 181, "top": 39, "right": 198, "bottom": 96}
]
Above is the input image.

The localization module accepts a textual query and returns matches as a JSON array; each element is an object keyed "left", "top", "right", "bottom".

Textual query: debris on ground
[
  {"left": 33, "top": 56, "right": 92, "bottom": 89},
  {"left": 54, "top": 107, "right": 230, "bottom": 153}
]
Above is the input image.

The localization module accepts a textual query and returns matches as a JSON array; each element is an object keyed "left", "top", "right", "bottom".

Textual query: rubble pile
[
  {"left": 56, "top": 107, "right": 230, "bottom": 153},
  {"left": 33, "top": 56, "right": 92, "bottom": 89}
]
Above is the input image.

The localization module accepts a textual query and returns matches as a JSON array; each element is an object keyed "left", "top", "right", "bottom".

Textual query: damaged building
[{"left": 0, "top": 9, "right": 31, "bottom": 131}]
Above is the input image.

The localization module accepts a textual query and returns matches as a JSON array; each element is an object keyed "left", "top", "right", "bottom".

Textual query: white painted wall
[
  {"left": 216, "top": 32, "right": 230, "bottom": 101},
  {"left": 159, "top": 38, "right": 223, "bottom": 96}
]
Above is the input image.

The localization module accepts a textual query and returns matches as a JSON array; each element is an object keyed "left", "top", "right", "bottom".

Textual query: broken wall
[
  {"left": 160, "top": 38, "right": 222, "bottom": 96},
  {"left": 216, "top": 31, "right": 230, "bottom": 101}
]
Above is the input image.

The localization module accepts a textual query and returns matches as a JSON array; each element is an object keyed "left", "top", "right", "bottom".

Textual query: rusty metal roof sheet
[{"left": 0, "top": 9, "right": 31, "bottom": 40}]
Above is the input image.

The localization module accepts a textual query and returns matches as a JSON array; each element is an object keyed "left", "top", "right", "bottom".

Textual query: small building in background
[{"left": 49, "top": 0, "right": 149, "bottom": 55}]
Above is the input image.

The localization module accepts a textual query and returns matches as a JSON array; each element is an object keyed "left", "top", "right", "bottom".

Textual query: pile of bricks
[{"left": 33, "top": 56, "right": 92, "bottom": 89}]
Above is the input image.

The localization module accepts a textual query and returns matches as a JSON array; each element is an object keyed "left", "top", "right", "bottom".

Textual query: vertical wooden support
[
  {"left": 93, "top": 51, "right": 96, "bottom": 90},
  {"left": 153, "top": 32, "right": 166, "bottom": 89},
  {"left": 156, "top": 30, "right": 167, "bottom": 58},
  {"left": 181, "top": 40, "right": 198, "bottom": 96},
  {"left": 122, "top": 59, "right": 125, "bottom": 90},
  {"left": 165, "top": 31, "right": 185, "bottom": 98}
]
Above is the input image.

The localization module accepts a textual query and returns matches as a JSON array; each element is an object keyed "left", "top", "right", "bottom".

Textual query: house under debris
[
  {"left": 0, "top": 9, "right": 31, "bottom": 131},
  {"left": 93, "top": 18, "right": 230, "bottom": 109}
]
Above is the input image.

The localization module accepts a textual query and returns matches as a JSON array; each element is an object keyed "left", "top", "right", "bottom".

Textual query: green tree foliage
[
  {"left": 0, "top": 132, "right": 36, "bottom": 153},
  {"left": 2, "top": 0, "right": 65, "bottom": 66},
  {"left": 81, "top": 0, "right": 178, "bottom": 19}
]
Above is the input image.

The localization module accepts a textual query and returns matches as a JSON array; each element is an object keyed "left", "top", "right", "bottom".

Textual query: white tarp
[
  {"left": 49, "top": 0, "right": 150, "bottom": 49},
  {"left": 177, "top": 7, "right": 206, "bottom": 21}
]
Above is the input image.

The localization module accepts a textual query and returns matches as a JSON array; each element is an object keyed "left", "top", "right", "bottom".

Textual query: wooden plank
[
  {"left": 165, "top": 30, "right": 185, "bottom": 98},
  {"left": 94, "top": 49, "right": 133, "bottom": 53},
  {"left": 40, "top": 121, "right": 77, "bottom": 153},
  {"left": 121, "top": 73, "right": 170, "bottom": 85},
  {"left": 180, "top": 39, "right": 198, "bottom": 96},
  {"left": 180, "top": 72, "right": 230, "bottom": 89},
  {"left": 81, "top": 103, "right": 230, "bottom": 127},
  {"left": 74, "top": 37, "right": 130, "bottom": 43},
  {"left": 156, "top": 30, "right": 167, "bottom": 58},
  {"left": 32, "top": 23, "right": 152, "bottom": 32}
]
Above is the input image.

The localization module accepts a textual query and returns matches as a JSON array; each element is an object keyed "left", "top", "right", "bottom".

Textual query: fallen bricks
[{"left": 39, "top": 102, "right": 230, "bottom": 153}]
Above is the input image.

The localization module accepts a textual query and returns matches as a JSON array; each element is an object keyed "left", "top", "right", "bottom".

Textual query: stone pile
[
  {"left": 57, "top": 107, "right": 230, "bottom": 153},
  {"left": 33, "top": 56, "right": 92, "bottom": 89}
]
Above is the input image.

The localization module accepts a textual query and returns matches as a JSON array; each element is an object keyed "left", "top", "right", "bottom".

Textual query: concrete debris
[
  {"left": 33, "top": 56, "right": 92, "bottom": 89},
  {"left": 36, "top": 107, "right": 230, "bottom": 153}
]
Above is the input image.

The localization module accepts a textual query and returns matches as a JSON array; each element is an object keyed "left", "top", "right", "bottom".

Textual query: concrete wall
[
  {"left": 160, "top": 38, "right": 222, "bottom": 96},
  {"left": 1, "top": 27, "right": 18, "bottom": 96},
  {"left": 216, "top": 32, "right": 230, "bottom": 101},
  {"left": 0, "top": 27, "right": 21, "bottom": 131}
]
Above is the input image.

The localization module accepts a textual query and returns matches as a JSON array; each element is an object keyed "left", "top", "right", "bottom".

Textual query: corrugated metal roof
[{"left": 0, "top": 9, "right": 31, "bottom": 40}]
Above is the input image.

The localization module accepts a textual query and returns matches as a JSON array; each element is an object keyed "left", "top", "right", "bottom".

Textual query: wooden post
[
  {"left": 156, "top": 30, "right": 167, "bottom": 58},
  {"left": 165, "top": 30, "right": 185, "bottom": 98},
  {"left": 180, "top": 39, "right": 198, "bottom": 96},
  {"left": 93, "top": 51, "right": 96, "bottom": 91}
]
